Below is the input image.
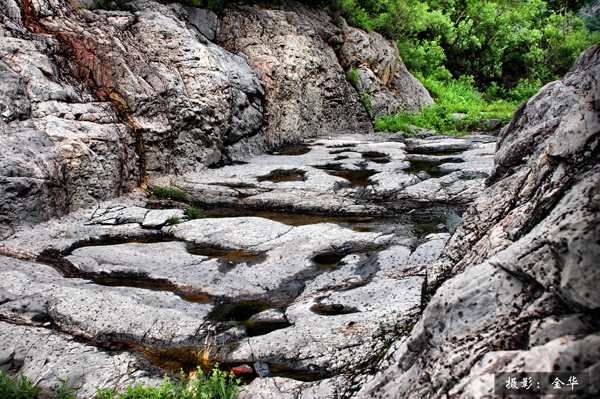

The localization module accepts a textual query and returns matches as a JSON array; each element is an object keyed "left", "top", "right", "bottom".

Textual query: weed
[
  {"left": 0, "top": 370, "right": 41, "bottom": 399},
  {"left": 152, "top": 185, "right": 186, "bottom": 202},
  {"left": 347, "top": 67, "right": 359, "bottom": 86},
  {"left": 361, "top": 93, "right": 372, "bottom": 114},
  {"left": 96, "top": 364, "right": 240, "bottom": 399},
  {"left": 186, "top": 204, "right": 205, "bottom": 220},
  {"left": 166, "top": 215, "right": 181, "bottom": 225},
  {"left": 1, "top": 364, "right": 240, "bottom": 399},
  {"left": 229, "top": 320, "right": 239, "bottom": 327}
]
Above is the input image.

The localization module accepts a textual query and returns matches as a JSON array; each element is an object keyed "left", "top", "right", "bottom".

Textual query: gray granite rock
[{"left": 357, "top": 44, "right": 600, "bottom": 399}]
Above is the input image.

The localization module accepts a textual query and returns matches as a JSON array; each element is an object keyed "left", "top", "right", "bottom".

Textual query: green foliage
[
  {"left": 347, "top": 67, "right": 360, "bottom": 86},
  {"left": 93, "top": 0, "right": 123, "bottom": 11},
  {"left": 166, "top": 215, "right": 181, "bottom": 225},
  {"left": 585, "top": 13, "right": 600, "bottom": 32},
  {"left": 152, "top": 185, "right": 187, "bottom": 202},
  {"left": 0, "top": 366, "right": 240, "bottom": 399},
  {"left": 96, "top": 365, "right": 240, "bottom": 399},
  {"left": 316, "top": 0, "right": 599, "bottom": 95},
  {"left": 186, "top": 204, "right": 205, "bottom": 220},
  {"left": 0, "top": 371, "right": 41, "bottom": 399},
  {"left": 361, "top": 93, "right": 372, "bottom": 114},
  {"left": 375, "top": 74, "right": 518, "bottom": 134}
]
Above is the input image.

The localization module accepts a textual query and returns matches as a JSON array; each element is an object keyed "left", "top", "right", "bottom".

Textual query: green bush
[
  {"left": 152, "top": 185, "right": 187, "bottom": 202},
  {"left": 186, "top": 204, "right": 205, "bottom": 220},
  {"left": 316, "top": 0, "right": 599, "bottom": 96}
]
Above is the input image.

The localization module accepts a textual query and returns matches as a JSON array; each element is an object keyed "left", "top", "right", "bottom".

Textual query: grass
[
  {"left": 375, "top": 75, "right": 521, "bottom": 135},
  {"left": 1, "top": 364, "right": 240, "bottom": 399},
  {"left": 186, "top": 204, "right": 205, "bottom": 220},
  {"left": 361, "top": 93, "right": 372, "bottom": 114},
  {"left": 152, "top": 185, "right": 187, "bottom": 202},
  {"left": 347, "top": 67, "right": 359, "bottom": 86},
  {"left": 166, "top": 215, "right": 181, "bottom": 225},
  {"left": 0, "top": 371, "right": 41, "bottom": 399}
]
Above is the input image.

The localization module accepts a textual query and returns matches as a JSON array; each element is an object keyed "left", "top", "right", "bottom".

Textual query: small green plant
[
  {"left": 57, "top": 377, "right": 79, "bottom": 399},
  {"left": 166, "top": 215, "right": 181, "bottom": 225},
  {"left": 347, "top": 67, "right": 359, "bottom": 86},
  {"left": 229, "top": 319, "right": 239, "bottom": 327},
  {"left": 361, "top": 93, "right": 372, "bottom": 114},
  {"left": 0, "top": 370, "right": 41, "bottom": 399},
  {"left": 152, "top": 185, "right": 186, "bottom": 202},
  {"left": 95, "top": 364, "right": 240, "bottom": 399},
  {"left": 186, "top": 203, "right": 205, "bottom": 220}
]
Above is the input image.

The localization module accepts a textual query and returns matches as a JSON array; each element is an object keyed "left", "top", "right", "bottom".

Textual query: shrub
[
  {"left": 187, "top": 204, "right": 205, "bottom": 220},
  {"left": 152, "top": 185, "right": 186, "bottom": 202}
]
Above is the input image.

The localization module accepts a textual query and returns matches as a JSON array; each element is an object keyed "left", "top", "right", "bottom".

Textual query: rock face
[
  {"left": 0, "top": 0, "right": 431, "bottom": 234},
  {"left": 357, "top": 44, "right": 600, "bottom": 398}
]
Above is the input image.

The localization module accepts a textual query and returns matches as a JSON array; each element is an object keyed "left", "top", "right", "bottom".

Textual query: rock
[
  {"left": 357, "top": 44, "right": 600, "bottom": 399},
  {"left": 217, "top": 2, "right": 369, "bottom": 147},
  {"left": 185, "top": 6, "right": 217, "bottom": 40},
  {"left": 477, "top": 118, "right": 502, "bottom": 131},
  {"left": 339, "top": 24, "right": 433, "bottom": 117},
  {"left": 249, "top": 308, "right": 288, "bottom": 324},
  {"left": 0, "top": 321, "right": 162, "bottom": 397}
]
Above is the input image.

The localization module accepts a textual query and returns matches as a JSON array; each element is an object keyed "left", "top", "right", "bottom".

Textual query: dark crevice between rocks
[
  {"left": 406, "top": 148, "right": 468, "bottom": 156},
  {"left": 310, "top": 303, "right": 359, "bottom": 316},
  {"left": 403, "top": 159, "right": 450, "bottom": 179},
  {"left": 145, "top": 346, "right": 329, "bottom": 383},
  {"left": 187, "top": 245, "right": 268, "bottom": 272},
  {"left": 361, "top": 151, "right": 390, "bottom": 164},
  {"left": 199, "top": 203, "right": 391, "bottom": 221},
  {"left": 206, "top": 300, "right": 291, "bottom": 337},
  {"left": 268, "top": 143, "right": 311, "bottom": 156},
  {"left": 314, "top": 164, "right": 377, "bottom": 186},
  {"left": 90, "top": 272, "right": 213, "bottom": 304},
  {"left": 257, "top": 169, "right": 307, "bottom": 182}
]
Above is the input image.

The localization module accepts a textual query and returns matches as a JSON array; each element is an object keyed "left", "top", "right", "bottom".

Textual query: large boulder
[{"left": 357, "top": 44, "right": 600, "bottom": 398}]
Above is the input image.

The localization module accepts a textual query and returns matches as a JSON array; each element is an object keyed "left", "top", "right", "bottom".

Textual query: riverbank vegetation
[
  {"left": 0, "top": 365, "right": 240, "bottom": 399},
  {"left": 315, "top": 0, "right": 600, "bottom": 133},
  {"left": 188, "top": 0, "right": 600, "bottom": 133}
]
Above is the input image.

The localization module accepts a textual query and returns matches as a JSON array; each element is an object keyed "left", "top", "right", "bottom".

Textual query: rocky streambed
[{"left": 0, "top": 133, "right": 495, "bottom": 397}]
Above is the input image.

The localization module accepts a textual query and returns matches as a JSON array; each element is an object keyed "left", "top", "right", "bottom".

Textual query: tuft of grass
[
  {"left": 186, "top": 204, "right": 205, "bottom": 220},
  {"left": 347, "top": 67, "right": 359, "bottom": 86},
  {"left": 229, "top": 320, "right": 239, "bottom": 327},
  {"left": 0, "top": 371, "right": 41, "bottom": 399},
  {"left": 166, "top": 215, "right": 181, "bottom": 225},
  {"left": 152, "top": 185, "right": 187, "bottom": 202}
]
